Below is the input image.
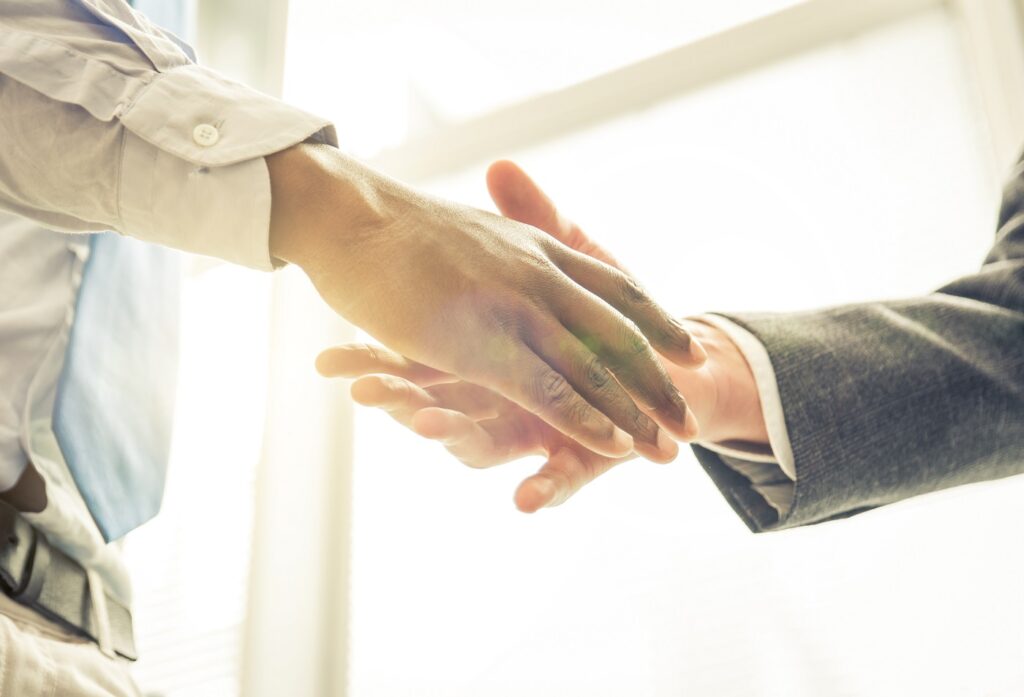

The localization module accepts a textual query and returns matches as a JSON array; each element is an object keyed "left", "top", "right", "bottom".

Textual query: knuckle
[
  {"left": 523, "top": 269, "right": 564, "bottom": 307},
  {"left": 664, "top": 326, "right": 690, "bottom": 349},
  {"left": 582, "top": 354, "right": 611, "bottom": 391},
  {"left": 391, "top": 377, "right": 411, "bottom": 399},
  {"left": 631, "top": 408, "right": 654, "bottom": 434},
  {"left": 656, "top": 315, "right": 691, "bottom": 349},
  {"left": 617, "top": 273, "right": 650, "bottom": 306},
  {"left": 545, "top": 469, "right": 574, "bottom": 497},
  {"left": 668, "top": 316, "right": 691, "bottom": 340},
  {"left": 379, "top": 377, "right": 410, "bottom": 408},
  {"left": 516, "top": 242, "right": 558, "bottom": 277},
  {"left": 338, "top": 342, "right": 371, "bottom": 360},
  {"left": 620, "top": 321, "right": 652, "bottom": 358},
  {"left": 494, "top": 311, "right": 526, "bottom": 338},
  {"left": 575, "top": 407, "right": 615, "bottom": 442},
  {"left": 530, "top": 370, "right": 574, "bottom": 410},
  {"left": 530, "top": 233, "right": 560, "bottom": 260},
  {"left": 565, "top": 399, "right": 596, "bottom": 433},
  {"left": 620, "top": 316, "right": 642, "bottom": 338}
]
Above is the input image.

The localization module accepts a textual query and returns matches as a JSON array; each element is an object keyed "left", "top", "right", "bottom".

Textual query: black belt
[{"left": 0, "top": 500, "right": 137, "bottom": 660}]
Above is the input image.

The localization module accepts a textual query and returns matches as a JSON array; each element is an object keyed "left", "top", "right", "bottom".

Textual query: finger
[
  {"left": 555, "top": 250, "right": 706, "bottom": 368},
  {"left": 352, "top": 375, "right": 510, "bottom": 428},
  {"left": 350, "top": 375, "right": 437, "bottom": 425},
  {"left": 316, "top": 343, "right": 454, "bottom": 386},
  {"left": 514, "top": 447, "right": 624, "bottom": 513},
  {"left": 528, "top": 321, "right": 678, "bottom": 463},
  {"left": 485, "top": 160, "right": 623, "bottom": 269},
  {"left": 493, "top": 349, "right": 635, "bottom": 458},
  {"left": 411, "top": 408, "right": 540, "bottom": 468},
  {"left": 547, "top": 278, "right": 699, "bottom": 441},
  {"left": 425, "top": 382, "right": 509, "bottom": 420},
  {"left": 553, "top": 249, "right": 707, "bottom": 368}
]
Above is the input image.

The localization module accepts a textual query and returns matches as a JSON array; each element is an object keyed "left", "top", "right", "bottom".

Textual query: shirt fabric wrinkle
[{"left": 0, "top": 0, "right": 335, "bottom": 599}]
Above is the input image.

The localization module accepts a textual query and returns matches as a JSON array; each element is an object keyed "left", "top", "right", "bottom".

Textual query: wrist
[
  {"left": 677, "top": 319, "right": 769, "bottom": 445},
  {"left": 266, "top": 143, "right": 400, "bottom": 273}
]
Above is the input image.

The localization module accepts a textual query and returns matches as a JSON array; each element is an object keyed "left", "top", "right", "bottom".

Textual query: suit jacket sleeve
[{"left": 692, "top": 157, "right": 1024, "bottom": 533}]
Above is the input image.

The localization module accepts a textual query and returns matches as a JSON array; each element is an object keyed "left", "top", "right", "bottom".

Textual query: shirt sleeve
[
  {"left": 0, "top": 0, "right": 338, "bottom": 270},
  {"left": 690, "top": 314, "right": 797, "bottom": 517}
]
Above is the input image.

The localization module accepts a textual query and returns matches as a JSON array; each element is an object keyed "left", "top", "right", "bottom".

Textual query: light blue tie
[
  {"left": 53, "top": 234, "right": 180, "bottom": 542},
  {"left": 53, "top": 0, "right": 185, "bottom": 542}
]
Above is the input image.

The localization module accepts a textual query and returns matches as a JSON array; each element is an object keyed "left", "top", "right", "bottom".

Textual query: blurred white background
[{"left": 125, "top": 0, "right": 1024, "bottom": 695}]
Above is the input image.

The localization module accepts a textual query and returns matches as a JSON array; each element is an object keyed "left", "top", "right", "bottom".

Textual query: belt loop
[{"left": 85, "top": 568, "right": 115, "bottom": 658}]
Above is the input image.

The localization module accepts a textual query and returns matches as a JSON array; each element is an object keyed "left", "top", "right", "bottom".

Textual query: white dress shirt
[
  {"left": 0, "top": 0, "right": 336, "bottom": 268},
  {"left": 0, "top": 0, "right": 335, "bottom": 600}
]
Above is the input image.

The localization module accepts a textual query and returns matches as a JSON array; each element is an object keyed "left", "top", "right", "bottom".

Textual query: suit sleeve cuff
[
  {"left": 680, "top": 314, "right": 795, "bottom": 522},
  {"left": 693, "top": 314, "right": 797, "bottom": 480}
]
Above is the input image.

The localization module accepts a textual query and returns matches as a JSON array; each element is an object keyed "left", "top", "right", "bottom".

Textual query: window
[
  {"left": 124, "top": 267, "right": 271, "bottom": 696},
  {"left": 126, "top": 0, "right": 1024, "bottom": 694},
  {"left": 283, "top": 0, "right": 807, "bottom": 155},
  {"left": 282, "top": 0, "right": 1024, "bottom": 694}
]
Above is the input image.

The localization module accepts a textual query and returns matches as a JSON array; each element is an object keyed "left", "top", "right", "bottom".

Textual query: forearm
[
  {"left": 723, "top": 293, "right": 1024, "bottom": 527},
  {"left": 685, "top": 151, "right": 1024, "bottom": 532},
  {"left": 267, "top": 143, "right": 361, "bottom": 269}
]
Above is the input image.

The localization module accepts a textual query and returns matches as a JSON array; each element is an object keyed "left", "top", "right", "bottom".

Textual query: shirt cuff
[
  {"left": 118, "top": 64, "right": 338, "bottom": 270},
  {"left": 690, "top": 314, "right": 797, "bottom": 516}
]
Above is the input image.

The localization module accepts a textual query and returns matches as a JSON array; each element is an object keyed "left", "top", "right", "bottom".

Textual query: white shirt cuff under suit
[{"left": 693, "top": 314, "right": 797, "bottom": 516}]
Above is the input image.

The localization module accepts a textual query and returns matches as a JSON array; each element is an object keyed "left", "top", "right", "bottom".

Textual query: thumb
[
  {"left": 486, "top": 160, "right": 623, "bottom": 269},
  {"left": 513, "top": 446, "right": 624, "bottom": 513}
]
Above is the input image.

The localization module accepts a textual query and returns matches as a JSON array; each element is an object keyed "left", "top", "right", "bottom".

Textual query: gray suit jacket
[{"left": 693, "top": 158, "right": 1024, "bottom": 532}]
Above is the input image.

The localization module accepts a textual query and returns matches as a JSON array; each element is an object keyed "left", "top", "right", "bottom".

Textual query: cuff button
[{"left": 192, "top": 123, "right": 220, "bottom": 147}]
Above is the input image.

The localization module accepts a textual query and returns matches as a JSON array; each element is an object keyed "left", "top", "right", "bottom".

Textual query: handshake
[{"left": 267, "top": 152, "right": 770, "bottom": 513}]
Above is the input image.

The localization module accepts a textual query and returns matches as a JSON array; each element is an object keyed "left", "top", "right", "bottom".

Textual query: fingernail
[
  {"left": 656, "top": 428, "right": 679, "bottom": 460},
  {"left": 670, "top": 319, "right": 704, "bottom": 363},
  {"left": 612, "top": 427, "right": 634, "bottom": 454},
  {"left": 681, "top": 407, "right": 700, "bottom": 441},
  {"left": 637, "top": 415, "right": 660, "bottom": 447},
  {"left": 665, "top": 391, "right": 687, "bottom": 428}
]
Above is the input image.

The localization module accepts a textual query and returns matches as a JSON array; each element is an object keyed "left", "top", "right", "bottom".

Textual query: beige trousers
[{"left": 0, "top": 594, "right": 141, "bottom": 697}]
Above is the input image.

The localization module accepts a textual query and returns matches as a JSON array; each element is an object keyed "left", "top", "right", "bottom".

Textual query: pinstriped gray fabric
[{"left": 693, "top": 155, "right": 1024, "bottom": 532}]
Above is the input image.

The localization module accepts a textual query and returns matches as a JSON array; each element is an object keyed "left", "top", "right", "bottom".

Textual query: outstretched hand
[
  {"left": 318, "top": 341, "right": 630, "bottom": 512},
  {"left": 317, "top": 161, "right": 749, "bottom": 511},
  {"left": 269, "top": 146, "right": 704, "bottom": 462}
]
